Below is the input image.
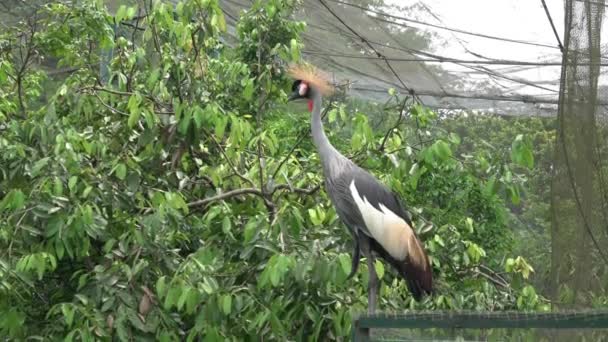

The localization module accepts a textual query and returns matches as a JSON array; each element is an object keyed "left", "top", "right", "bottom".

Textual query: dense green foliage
[
  {"left": 0, "top": 0, "right": 549, "bottom": 340},
  {"left": 439, "top": 114, "right": 555, "bottom": 292}
]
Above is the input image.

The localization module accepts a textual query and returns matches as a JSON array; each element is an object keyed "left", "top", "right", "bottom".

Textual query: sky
[{"left": 383, "top": 0, "right": 607, "bottom": 97}]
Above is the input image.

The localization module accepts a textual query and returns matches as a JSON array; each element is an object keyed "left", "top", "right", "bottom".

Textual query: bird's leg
[
  {"left": 367, "top": 253, "right": 378, "bottom": 315},
  {"left": 346, "top": 234, "right": 361, "bottom": 280},
  {"left": 360, "top": 237, "right": 378, "bottom": 315}
]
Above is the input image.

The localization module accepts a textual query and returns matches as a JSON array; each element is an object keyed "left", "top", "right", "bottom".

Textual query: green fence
[{"left": 352, "top": 310, "right": 608, "bottom": 341}]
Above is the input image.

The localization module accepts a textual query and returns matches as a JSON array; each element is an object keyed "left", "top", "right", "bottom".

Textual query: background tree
[{"left": 1, "top": 0, "right": 545, "bottom": 340}]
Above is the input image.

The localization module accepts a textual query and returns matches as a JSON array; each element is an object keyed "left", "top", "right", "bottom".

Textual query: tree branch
[
  {"left": 91, "top": 92, "right": 129, "bottom": 116},
  {"left": 271, "top": 183, "right": 321, "bottom": 196},
  {"left": 187, "top": 188, "right": 264, "bottom": 208},
  {"left": 202, "top": 127, "right": 256, "bottom": 188},
  {"left": 379, "top": 97, "right": 409, "bottom": 152}
]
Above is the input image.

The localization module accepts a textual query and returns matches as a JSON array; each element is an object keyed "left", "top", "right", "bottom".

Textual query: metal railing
[{"left": 352, "top": 310, "right": 608, "bottom": 341}]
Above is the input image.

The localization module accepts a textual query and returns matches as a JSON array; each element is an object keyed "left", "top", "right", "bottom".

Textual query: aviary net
[
  {"left": 220, "top": 0, "right": 608, "bottom": 117},
  {"left": 353, "top": 310, "right": 608, "bottom": 341}
]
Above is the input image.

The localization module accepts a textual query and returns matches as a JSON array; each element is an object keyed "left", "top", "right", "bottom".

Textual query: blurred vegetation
[{"left": 0, "top": 0, "right": 554, "bottom": 340}]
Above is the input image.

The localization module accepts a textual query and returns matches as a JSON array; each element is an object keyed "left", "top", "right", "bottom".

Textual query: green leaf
[
  {"left": 243, "top": 80, "right": 254, "bottom": 101},
  {"left": 507, "top": 185, "right": 521, "bottom": 205},
  {"left": 0, "top": 189, "right": 26, "bottom": 212},
  {"left": 243, "top": 218, "right": 258, "bottom": 243},
  {"left": 193, "top": 106, "right": 205, "bottom": 129},
  {"left": 147, "top": 68, "right": 160, "bottom": 88},
  {"left": 433, "top": 234, "right": 445, "bottom": 247},
  {"left": 222, "top": 216, "right": 231, "bottom": 235},
  {"left": 82, "top": 185, "right": 93, "bottom": 198},
  {"left": 115, "top": 163, "right": 127, "bottom": 180},
  {"left": 465, "top": 241, "right": 486, "bottom": 263},
  {"left": 185, "top": 290, "right": 200, "bottom": 314},
  {"left": 217, "top": 11, "right": 226, "bottom": 31},
  {"left": 53, "top": 177, "right": 63, "bottom": 196},
  {"left": 449, "top": 132, "right": 461, "bottom": 145},
  {"left": 290, "top": 38, "right": 300, "bottom": 61},
  {"left": 177, "top": 287, "right": 191, "bottom": 310},
  {"left": 328, "top": 109, "right": 337, "bottom": 123},
  {"left": 214, "top": 115, "right": 228, "bottom": 139},
  {"left": 164, "top": 286, "right": 181, "bottom": 310},
  {"left": 31, "top": 157, "right": 50, "bottom": 176},
  {"left": 68, "top": 176, "right": 78, "bottom": 191},
  {"left": 374, "top": 260, "right": 384, "bottom": 280},
  {"left": 338, "top": 254, "right": 351, "bottom": 276},
  {"left": 62, "top": 304, "right": 75, "bottom": 327},
  {"left": 222, "top": 294, "right": 232, "bottom": 315},
  {"left": 465, "top": 217, "right": 474, "bottom": 233},
  {"left": 156, "top": 276, "right": 167, "bottom": 298},
  {"left": 128, "top": 106, "right": 141, "bottom": 128},
  {"left": 178, "top": 108, "right": 192, "bottom": 134},
  {"left": 432, "top": 140, "right": 452, "bottom": 161},
  {"left": 270, "top": 264, "right": 281, "bottom": 287},
  {"left": 115, "top": 5, "right": 127, "bottom": 23},
  {"left": 126, "top": 6, "right": 136, "bottom": 19},
  {"left": 201, "top": 277, "right": 216, "bottom": 294},
  {"left": 511, "top": 134, "right": 534, "bottom": 169},
  {"left": 2, "top": 309, "right": 25, "bottom": 337}
]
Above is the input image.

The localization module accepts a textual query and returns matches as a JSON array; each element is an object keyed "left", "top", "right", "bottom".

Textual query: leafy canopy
[{"left": 0, "top": 0, "right": 543, "bottom": 340}]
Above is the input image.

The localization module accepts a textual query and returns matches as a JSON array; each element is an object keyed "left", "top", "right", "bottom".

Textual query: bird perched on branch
[{"left": 287, "top": 64, "right": 432, "bottom": 314}]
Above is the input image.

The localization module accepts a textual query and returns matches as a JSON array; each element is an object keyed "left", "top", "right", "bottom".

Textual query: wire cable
[
  {"left": 302, "top": 50, "right": 608, "bottom": 67},
  {"left": 540, "top": 0, "right": 565, "bottom": 52},
  {"left": 317, "top": 0, "right": 420, "bottom": 101},
  {"left": 325, "top": 0, "right": 560, "bottom": 50}
]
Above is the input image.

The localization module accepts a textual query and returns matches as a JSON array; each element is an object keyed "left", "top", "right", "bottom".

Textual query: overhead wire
[
  {"left": 305, "top": 20, "right": 564, "bottom": 93},
  {"left": 324, "top": 0, "right": 608, "bottom": 61},
  {"left": 406, "top": 2, "right": 560, "bottom": 93},
  {"left": 369, "top": 13, "right": 449, "bottom": 94},
  {"left": 353, "top": 86, "right": 549, "bottom": 103},
  {"left": 219, "top": 0, "right": 608, "bottom": 113},
  {"left": 301, "top": 51, "right": 608, "bottom": 67},
  {"left": 317, "top": 0, "right": 421, "bottom": 102},
  {"left": 540, "top": 0, "right": 565, "bottom": 52},
  {"left": 325, "top": 0, "right": 560, "bottom": 50}
]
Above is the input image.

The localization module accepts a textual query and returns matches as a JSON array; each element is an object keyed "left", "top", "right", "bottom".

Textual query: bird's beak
[{"left": 287, "top": 92, "right": 299, "bottom": 102}]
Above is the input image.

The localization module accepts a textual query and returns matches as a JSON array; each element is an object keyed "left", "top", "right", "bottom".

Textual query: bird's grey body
[{"left": 289, "top": 74, "right": 433, "bottom": 313}]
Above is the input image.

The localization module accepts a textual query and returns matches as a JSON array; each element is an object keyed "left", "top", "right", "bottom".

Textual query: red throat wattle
[{"left": 308, "top": 100, "right": 314, "bottom": 112}]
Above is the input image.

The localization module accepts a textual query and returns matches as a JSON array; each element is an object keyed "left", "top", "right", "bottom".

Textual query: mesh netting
[
  {"left": 551, "top": 0, "right": 608, "bottom": 307},
  {"left": 220, "top": 0, "right": 608, "bottom": 116}
]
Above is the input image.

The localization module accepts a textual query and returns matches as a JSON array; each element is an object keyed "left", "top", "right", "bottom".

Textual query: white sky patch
[{"left": 383, "top": 0, "right": 608, "bottom": 95}]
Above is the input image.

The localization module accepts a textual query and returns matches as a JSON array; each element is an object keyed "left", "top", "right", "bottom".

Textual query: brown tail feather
[
  {"left": 370, "top": 234, "right": 433, "bottom": 301},
  {"left": 403, "top": 235, "right": 433, "bottom": 300}
]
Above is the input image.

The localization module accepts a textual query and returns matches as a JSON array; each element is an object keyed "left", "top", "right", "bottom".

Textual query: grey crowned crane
[{"left": 287, "top": 65, "right": 433, "bottom": 313}]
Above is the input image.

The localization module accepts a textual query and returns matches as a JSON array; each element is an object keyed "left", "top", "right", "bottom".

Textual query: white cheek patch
[
  {"left": 299, "top": 83, "right": 308, "bottom": 96},
  {"left": 349, "top": 180, "right": 410, "bottom": 261}
]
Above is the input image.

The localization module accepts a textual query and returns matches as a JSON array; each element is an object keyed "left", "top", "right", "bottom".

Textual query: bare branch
[
  {"left": 379, "top": 97, "right": 409, "bottom": 152},
  {"left": 272, "top": 183, "right": 321, "bottom": 196},
  {"left": 187, "top": 188, "right": 264, "bottom": 208},
  {"left": 91, "top": 92, "right": 129, "bottom": 116},
  {"left": 202, "top": 127, "right": 256, "bottom": 188}
]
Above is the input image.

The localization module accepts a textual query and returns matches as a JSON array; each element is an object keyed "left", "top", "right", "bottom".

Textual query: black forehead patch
[{"left": 291, "top": 80, "right": 302, "bottom": 92}]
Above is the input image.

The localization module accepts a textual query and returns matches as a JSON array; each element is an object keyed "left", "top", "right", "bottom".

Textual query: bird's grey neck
[
  {"left": 311, "top": 90, "right": 328, "bottom": 150},
  {"left": 310, "top": 89, "right": 349, "bottom": 177}
]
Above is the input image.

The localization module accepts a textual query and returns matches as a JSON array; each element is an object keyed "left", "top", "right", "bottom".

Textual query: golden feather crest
[{"left": 287, "top": 63, "right": 334, "bottom": 96}]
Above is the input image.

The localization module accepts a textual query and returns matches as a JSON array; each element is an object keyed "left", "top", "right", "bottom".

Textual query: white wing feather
[{"left": 349, "top": 180, "right": 411, "bottom": 261}]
